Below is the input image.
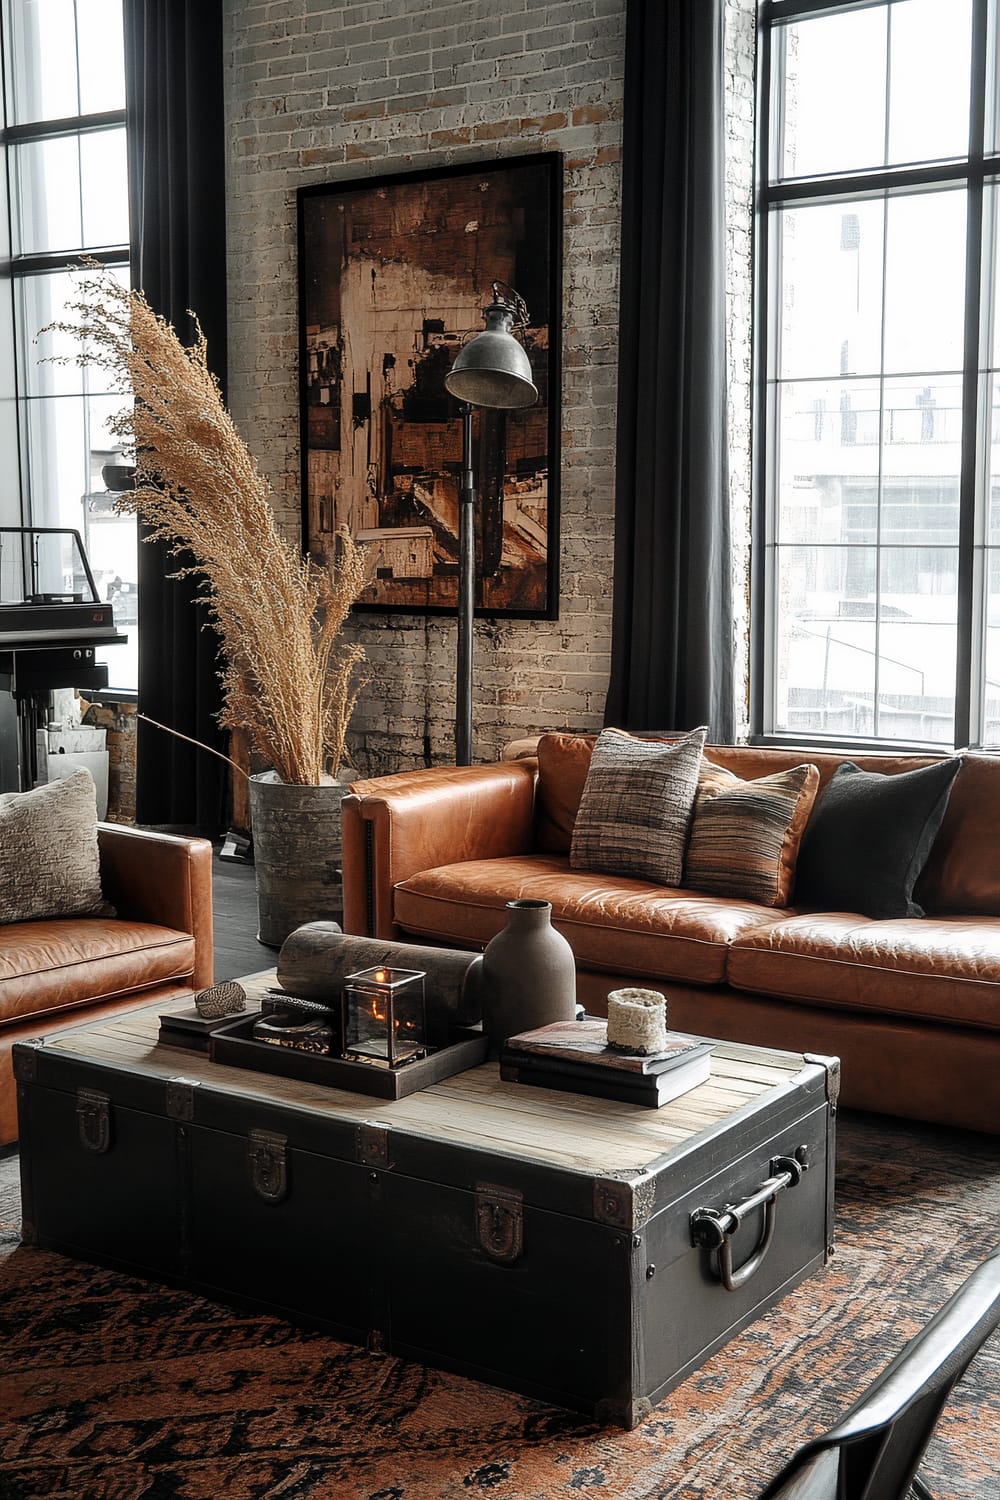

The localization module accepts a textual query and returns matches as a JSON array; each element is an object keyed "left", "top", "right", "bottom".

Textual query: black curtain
[
  {"left": 123, "top": 0, "right": 228, "bottom": 832},
  {"left": 605, "top": 0, "right": 736, "bottom": 742}
]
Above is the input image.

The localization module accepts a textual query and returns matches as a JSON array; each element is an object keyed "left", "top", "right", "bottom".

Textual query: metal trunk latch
[
  {"left": 690, "top": 1152, "right": 805, "bottom": 1292},
  {"left": 76, "top": 1088, "right": 112, "bottom": 1154},
  {"left": 249, "top": 1129, "right": 289, "bottom": 1203},
  {"left": 475, "top": 1183, "right": 523, "bottom": 1265}
]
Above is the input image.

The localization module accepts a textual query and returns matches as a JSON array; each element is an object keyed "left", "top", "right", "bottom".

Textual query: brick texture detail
[{"left": 223, "top": 0, "right": 754, "bottom": 774}]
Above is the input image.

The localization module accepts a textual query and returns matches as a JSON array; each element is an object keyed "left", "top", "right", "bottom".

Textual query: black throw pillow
[{"left": 793, "top": 758, "right": 962, "bottom": 919}]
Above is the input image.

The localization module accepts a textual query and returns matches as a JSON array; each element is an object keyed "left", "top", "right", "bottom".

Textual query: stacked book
[{"left": 499, "top": 1017, "right": 713, "bottom": 1108}]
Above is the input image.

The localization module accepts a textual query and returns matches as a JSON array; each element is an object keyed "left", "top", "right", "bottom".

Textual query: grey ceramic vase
[{"left": 481, "top": 899, "right": 577, "bottom": 1053}]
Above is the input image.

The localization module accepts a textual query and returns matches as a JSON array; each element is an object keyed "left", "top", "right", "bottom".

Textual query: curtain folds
[
  {"left": 605, "top": 0, "right": 736, "bottom": 743},
  {"left": 123, "top": 0, "right": 228, "bottom": 832}
]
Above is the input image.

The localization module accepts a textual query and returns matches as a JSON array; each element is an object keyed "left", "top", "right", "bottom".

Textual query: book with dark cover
[
  {"left": 499, "top": 1047, "right": 712, "bottom": 1107},
  {"left": 503, "top": 1016, "right": 713, "bottom": 1075},
  {"left": 501, "top": 1017, "right": 714, "bottom": 1107}
]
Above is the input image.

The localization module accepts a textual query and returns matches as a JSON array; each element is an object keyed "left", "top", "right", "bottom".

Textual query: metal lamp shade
[{"left": 445, "top": 306, "right": 538, "bottom": 410}]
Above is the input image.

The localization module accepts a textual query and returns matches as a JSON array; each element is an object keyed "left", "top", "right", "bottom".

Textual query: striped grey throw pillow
[
  {"left": 569, "top": 726, "right": 708, "bottom": 886},
  {"left": 683, "top": 761, "right": 820, "bottom": 907}
]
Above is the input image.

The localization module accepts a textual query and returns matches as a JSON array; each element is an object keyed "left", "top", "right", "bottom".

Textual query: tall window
[
  {"left": 756, "top": 0, "right": 1000, "bottom": 749},
  {"left": 0, "top": 0, "right": 135, "bottom": 691}
]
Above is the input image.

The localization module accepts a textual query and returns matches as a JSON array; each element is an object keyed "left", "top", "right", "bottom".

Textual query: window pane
[
  {"left": 983, "top": 550, "right": 1000, "bottom": 744},
  {"left": 774, "top": 11, "right": 886, "bottom": 180},
  {"left": 763, "top": 3, "right": 985, "bottom": 750},
  {"left": 12, "top": 135, "right": 83, "bottom": 255},
  {"left": 4, "top": 0, "right": 78, "bottom": 125},
  {"left": 776, "top": 379, "right": 882, "bottom": 546},
  {"left": 888, "top": 0, "right": 972, "bottom": 166},
  {"left": 989, "top": 378, "right": 1000, "bottom": 544},
  {"left": 776, "top": 202, "right": 884, "bottom": 380},
  {"left": 18, "top": 268, "right": 126, "bottom": 397},
  {"left": 81, "top": 128, "right": 129, "bottom": 248},
  {"left": 990, "top": 188, "right": 1000, "bottom": 369},
  {"left": 24, "top": 395, "right": 87, "bottom": 531},
  {"left": 887, "top": 378, "right": 965, "bottom": 489},
  {"left": 77, "top": 0, "right": 125, "bottom": 114},
  {"left": 772, "top": 545, "right": 878, "bottom": 738},
  {"left": 86, "top": 397, "right": 137, "bottom": 690},
  {"left": 24, "top": 393, "right": 122, "bottom": 528},
  {"left": 883, "top": 192, "right": 967, "bottom": 374},
  {"left": 877, "top": 546, "right": 957, "bottom": 743}
]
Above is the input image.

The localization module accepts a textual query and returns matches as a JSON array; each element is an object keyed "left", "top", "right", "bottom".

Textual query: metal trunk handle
[{"left": 690, "top": 1152, "right": 805, "bottom": 1292}]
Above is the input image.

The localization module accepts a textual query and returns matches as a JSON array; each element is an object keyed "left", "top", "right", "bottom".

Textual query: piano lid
[{"left": 0, "top": 527, "right": 128, "bottom": 650}]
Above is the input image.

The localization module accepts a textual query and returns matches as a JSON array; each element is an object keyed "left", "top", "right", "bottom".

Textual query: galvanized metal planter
[{"left": 248, "top": 771, "right": 353, "bottom": 946}]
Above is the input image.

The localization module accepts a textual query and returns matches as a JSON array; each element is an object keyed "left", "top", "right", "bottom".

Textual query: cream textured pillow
[
  {"left": 0, "top": 768, "right": 113, "bottom": 923},
  {"left": 683, "top": 761, "right": 820, "bottom": 907},
  {"left": 569, "top": 726, "right": 708, "bottom": 885}
]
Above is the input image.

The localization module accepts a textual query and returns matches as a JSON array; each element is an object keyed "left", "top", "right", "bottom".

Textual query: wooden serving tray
[{"left": 209, "top": 1015, "right": 489, "bottom": 1099}]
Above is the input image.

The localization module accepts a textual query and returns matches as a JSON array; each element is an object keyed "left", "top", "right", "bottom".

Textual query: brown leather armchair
[{"left": 0, "top": 823, "right": 213, "bottom": 1145}]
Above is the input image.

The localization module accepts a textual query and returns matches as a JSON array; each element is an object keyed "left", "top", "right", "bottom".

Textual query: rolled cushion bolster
[{"left": 277, "top": 921, "right": 483, "bottom": 1027}]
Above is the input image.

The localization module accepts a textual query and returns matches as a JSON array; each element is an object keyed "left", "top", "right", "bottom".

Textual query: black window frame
[
  {"left": 752, "top": 0, "right": 1000, "bottom": 752},
  {"left": 0, "top": 0, "right": 133, "bottom": 693}
]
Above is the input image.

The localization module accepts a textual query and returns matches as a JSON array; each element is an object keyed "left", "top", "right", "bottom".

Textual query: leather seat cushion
[
  {"left": 0, "top": 919, "right": 197, "bottom": 1027},
  {"left": 393, "top": 856, "right": 788, "bottom": 984},
  {"left": 728, "top": 912, "right": 1000, "bottom": 1030}
]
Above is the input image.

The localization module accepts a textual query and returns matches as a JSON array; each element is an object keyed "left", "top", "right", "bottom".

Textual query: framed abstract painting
[{"left": 298, "top": 152, "right": 562, "bottom": 618}]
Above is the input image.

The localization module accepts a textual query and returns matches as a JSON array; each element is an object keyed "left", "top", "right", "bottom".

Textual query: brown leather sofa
[
  {"left": 342, "top": 742, "right": 1000, "bottom": 1134},
  {"left": 1, "top": 823, "right": 213, "bottom": 1145}
]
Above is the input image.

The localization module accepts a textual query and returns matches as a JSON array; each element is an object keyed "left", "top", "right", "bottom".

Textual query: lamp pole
[
  {"left": 444, "top": 281, "right": 538, "bottom": 768},
  {"left": 456, "top": 403, "right": 476, "bottom": 767}
]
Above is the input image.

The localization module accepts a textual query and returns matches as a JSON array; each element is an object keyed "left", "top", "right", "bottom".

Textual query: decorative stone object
[
  {"left": 194, "top": 980, "right": 248, "bottom": 1020},
  {"left": 481, "top": 899, "right": 577, "bottom": 1052},
  {"left": 606, "top": 988, "right": 668, "bottom": 1055}
]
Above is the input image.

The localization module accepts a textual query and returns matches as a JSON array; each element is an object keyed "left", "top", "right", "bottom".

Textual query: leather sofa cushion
[
  {"left": 0, "top": 919, "right": 197, "bottom": 1027},
  {"left": 728, "top": 912, "right": 1000, "bottom": 1031},
  {"left": 393, "top": 856, "right": 788, "bottom": 985}
]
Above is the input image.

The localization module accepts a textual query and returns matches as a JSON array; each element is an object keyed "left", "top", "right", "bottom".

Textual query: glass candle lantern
[{"left": 341, "top": 966, "right": 427, "bottom": 1068}]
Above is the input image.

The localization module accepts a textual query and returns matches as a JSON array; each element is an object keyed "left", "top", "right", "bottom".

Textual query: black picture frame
[{"left": 297, "top": 152, "right": 562, "bottom": 619}]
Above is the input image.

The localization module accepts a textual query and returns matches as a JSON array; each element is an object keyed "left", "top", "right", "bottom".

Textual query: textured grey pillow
[
  {"left": 569, "top": 726, "right": 708, "bottom": 885},
  {"left": 0, "top": 768, "right": 114, "bottom": 923}
]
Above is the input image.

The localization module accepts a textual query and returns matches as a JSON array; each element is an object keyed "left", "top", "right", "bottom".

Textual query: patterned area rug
[{"left": 1, "top": 1116, "right": 999, "bottom": 1500}]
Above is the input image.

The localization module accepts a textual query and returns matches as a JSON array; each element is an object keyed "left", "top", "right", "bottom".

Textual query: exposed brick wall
[
  {"left": 79, "top": 699, "right": 137, "bottom": 825},
  {"left": 223, "top": 0, "right": 756, "bottom": 774}
]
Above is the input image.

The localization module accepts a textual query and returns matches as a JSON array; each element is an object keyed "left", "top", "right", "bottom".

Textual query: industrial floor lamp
[{"left": 444, "top": 282, "right": 537, "bottom": 766}]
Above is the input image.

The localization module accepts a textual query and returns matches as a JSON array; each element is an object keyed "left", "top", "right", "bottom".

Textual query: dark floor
[{"left": 210, "top": 848, "right": 280, "bottom": 981}]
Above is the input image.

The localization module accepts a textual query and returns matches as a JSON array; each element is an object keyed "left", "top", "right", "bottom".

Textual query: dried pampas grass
[{"left": 46, "top": 267, "right": 370, "bottom": 786}]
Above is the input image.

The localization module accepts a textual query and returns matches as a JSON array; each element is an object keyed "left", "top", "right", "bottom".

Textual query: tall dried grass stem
[{"left": 45, "top": 268, "right": 370, "bottom": 785}]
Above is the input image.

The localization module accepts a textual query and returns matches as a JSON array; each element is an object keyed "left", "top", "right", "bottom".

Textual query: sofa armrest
[
  {"left": 342, "top": 759, "right": 538, "bottom": 938},
  {"left": 98, "top": 823, "right": 214, "bottom": 989}
]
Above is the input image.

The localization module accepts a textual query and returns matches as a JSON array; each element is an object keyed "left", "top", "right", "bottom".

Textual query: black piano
[{"left": 0, "top": 527, "right": 127, "bottom": 791}]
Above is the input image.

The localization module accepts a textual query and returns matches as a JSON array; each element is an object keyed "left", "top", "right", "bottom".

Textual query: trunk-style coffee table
[{"left": 14, "top": 974, "right": 837, "bottom": 1428}]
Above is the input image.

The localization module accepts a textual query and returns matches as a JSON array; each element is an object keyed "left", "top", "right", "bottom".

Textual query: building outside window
[
  {"left": 756, "top": 0, "right": 1000, "bottom": 748},
  {"left": 0, "top": 0, "right": 135, "bottom": 692}
]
